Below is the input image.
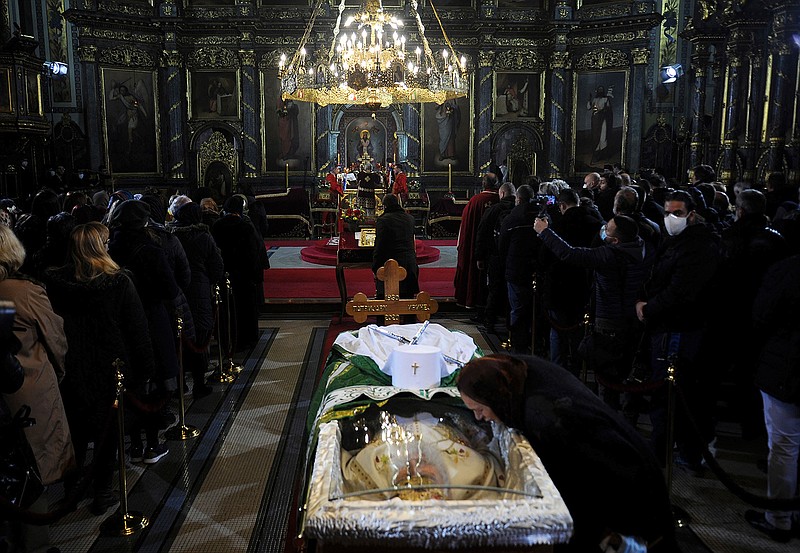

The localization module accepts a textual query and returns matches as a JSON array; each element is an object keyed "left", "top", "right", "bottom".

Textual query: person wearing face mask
[
  {"left": 535, "top": 214, "right": 648, "bottom": 411},
  {"left": 634, "top": 190, "right": 720, "bottom": 475}
]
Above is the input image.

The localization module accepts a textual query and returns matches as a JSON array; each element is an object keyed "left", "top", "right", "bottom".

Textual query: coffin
[{"left": 301, "top": 323, "right": 573, "bottom": 550}]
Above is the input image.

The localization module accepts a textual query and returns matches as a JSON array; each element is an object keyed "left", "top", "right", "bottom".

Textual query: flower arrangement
[{"left": 341, "top": 207, "right": 363, "bottom": 225}]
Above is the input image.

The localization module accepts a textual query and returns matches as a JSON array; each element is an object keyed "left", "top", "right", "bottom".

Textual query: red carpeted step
[
  {"left": 265, "top": 266, "right": 455, "bottom": 299},
  {"left": 299, "top": 239, "right": 440, "bottom": 266}
]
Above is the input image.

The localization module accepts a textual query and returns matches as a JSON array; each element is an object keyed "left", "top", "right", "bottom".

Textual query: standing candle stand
[
  {"left": 166, "top": 314, "right": 199, "bottom": 441},
  {"left": 224, "top": 276, "right": 243, "bottom": 375},
  {"left": 665, "top": 354, "right": 691, "bottom": 527},
  {"left": 100, "top": 360, "right": 149, "bottom": 536},
  {"left": 208, "top": 282, "right": 235, "bottom": 384}
]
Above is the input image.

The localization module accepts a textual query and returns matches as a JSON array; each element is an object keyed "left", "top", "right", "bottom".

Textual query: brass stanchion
[
  {"left": 100, "top": 360, "right": 149, "bottom": 536},
  {"left": 224, "top": 275, "right": 243, "bottom": 375},
  {"left": 665, "top": 354, "right": 692, "bottom": 527},
  {"left": 208, "top": 282, "right": 234, "bottom": 384},
  {"left": 580, "top": 312, "right": 591, "bottom": 385},
  {"left": 166, "top": 314, "right": 199, "bottom": 441},
  {"left": 530, "top": 274, "right": 537, "bottom": 355}
]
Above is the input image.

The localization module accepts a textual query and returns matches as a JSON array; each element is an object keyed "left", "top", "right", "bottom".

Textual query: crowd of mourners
[
  {"left": 0, "top": 184, "right": 268, "bottom": 551},
  {"left": 455, "top": 163, "right": 800, "bottom": 547}
]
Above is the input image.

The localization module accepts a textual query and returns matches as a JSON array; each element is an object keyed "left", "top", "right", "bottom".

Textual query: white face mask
[{"left": 664, "top": 213, "right": 688, "bottom": 236}]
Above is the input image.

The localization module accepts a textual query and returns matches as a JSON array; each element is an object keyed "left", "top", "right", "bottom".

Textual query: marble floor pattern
[{"left": 42, "top": 314, "right": 785, "bottom": 553}]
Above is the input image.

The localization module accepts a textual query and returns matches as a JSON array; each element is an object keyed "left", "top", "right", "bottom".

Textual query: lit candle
[
  {"left": 285, "top": 163, "right": 289, "bottom": 188},
  {"left": 448, "top": 163, "right": 452, "bottom": 192},
  {"left": 337, "top": 152, "right": 341, "bottom": 165}
]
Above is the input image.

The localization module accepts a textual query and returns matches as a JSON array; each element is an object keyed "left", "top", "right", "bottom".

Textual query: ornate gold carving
[
  {"left": 239, "top": 50, "right": 256, "bottom": 67},
  {"left": 259, "top": 50, "right": 284, "bottom": 69},
  {"left": 178, "top": 35, "right": 236, "bottom": 47},
  {"left": 478, "top": 51, "right": 495, "bottom": 68},
  {"left": 98, "top": 1, "right": 153, "bottom": 17},
  {"left": 636, "top": 1, "right": 652, "bottom": 13},
  {"left": 198, "top": 131, "right": 236, "bottom": 181},
  {"left": 99, "top": 46, "right": 155, "bottom": 68},
  {"left": 574, "top": 48, "right": 628, "bottom": 70},
  {"left": 550, "top": 51, "right": 570, "bottom": 69},
  {"left": 170, "top": 133, "right": 182, "bottom": 144},
  {"left": 76, "top": 45, "right": 97, "bottom": 63},
  {"left": 169, "top": 100, "right": 182, "bottom": 113},
  {"left": 495, "top": 49, "right": 542, "bottom": 71},
  {"left": 189, "top": 47, "right": 239, "bottom": 69},
  {"left": 479, "top": 71, "right": 492, "bottom": 86},
  {"left": 490, "top": 37, "right": 552, "bottom": 47},
  {"left": 694, "top": 67, "right": 706, "bottom": 78},
  {"left": 89, "top": 29, "right": 160, "bottom": 43},
  {"left": 550, "top": 128, "right": 563, "bottom": 143},
  {"left": 242, "top": 100, "right": 255, "bottom": 115},
  {"left": 255, "top": 35, "right": 308, "bottom": 46},
  {"left": 550, "top": 98, "right": 564, "bottom": 113},
  {"left": 477, "top": 133, "right": 491, "bottom": 146},
  {"left": 631, "top": 48, "right": 650, "bottom": 65},
  {"left": 160, "top": 50, "right": 183, "bottom": 68},
  {"left": 580, "top": 4, "right": 631, "bottom": 18},
  {"left": 185, "top": 7, "right": 238, "bottom": 19},
  {"left": 728, "top": 55, "right": 743, "bottom": 67},
  {"left": 243, "top": 133, "right": 258, "bottom": 146},
  {"left": 572, "top": 32, "right": 637, "bottom": 46},
  {"left": 495, "top": 9, "right": 548, "bottom": 22},
  {"left": 478, "top": 104, "right": 491, "bottom": 118}
]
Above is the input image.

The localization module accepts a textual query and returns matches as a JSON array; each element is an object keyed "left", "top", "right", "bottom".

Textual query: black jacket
[
  {"left": 516, "top": 355, "right": 676, "bottom": 550},
  {"left": 500, "top": 202, "right": 541, "bottom": 285},
  {"left": 639, "top": 222, "right": 720, "bottom": 332},
  {"left": 539, "top": 229, "right": 647, "bottom": 322},
  {"left": 753, "top": 255, "right": 800, "bottom": 404},
  {"left": 373, "top": 205, "right": 419, "bottom": 298},
  {"left": 474, "top": 196, "right": 516, "bottom": 264}
]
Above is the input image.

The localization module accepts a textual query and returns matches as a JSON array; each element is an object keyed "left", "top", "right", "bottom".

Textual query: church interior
[{"left": 0, "top": 0, "right": 799, "bottom": 552}]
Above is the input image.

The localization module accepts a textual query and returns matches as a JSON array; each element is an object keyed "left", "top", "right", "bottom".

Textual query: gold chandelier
[{"left": 278, "top": 0, "right": 470, "bottom": 108}]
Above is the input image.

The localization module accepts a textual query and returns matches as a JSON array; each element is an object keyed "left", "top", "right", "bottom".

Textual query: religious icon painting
[
  {"left": 421, "top": 95, "right": 472, "bottom": 173},
  {"left": 25, "top": 72, "right": 42, "bottom": 116},
  {"left": 260, "top": 69, "right": 313, "bottom": 172},
  {"left": 572, "top": 69, "right": 628, "bottom": 174},
  {"left": 0, "top": 69, "right": 12, "bottom": 113},
  {"left": 189, "top": 70, "right": 240, "bottom": 120},
  {"left": 100, "top": 67, "right": 161, "bottom": 175},
  {"left": 494, "top": 72, "right": 542, "bottom": 121}
]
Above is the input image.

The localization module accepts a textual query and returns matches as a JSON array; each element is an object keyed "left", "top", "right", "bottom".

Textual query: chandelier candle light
[{"left": 279, "top": 0, "right": 470, "bottom": 108}]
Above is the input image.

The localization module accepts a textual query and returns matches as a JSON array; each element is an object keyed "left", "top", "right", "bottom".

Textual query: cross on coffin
[{"left": 346, "top": 259, "right": 439, "bottom": 324}]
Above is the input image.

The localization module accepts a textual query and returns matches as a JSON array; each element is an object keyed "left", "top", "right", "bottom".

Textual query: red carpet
[{"left": 265, "top": 266, "right": 455, "bottom": 299}]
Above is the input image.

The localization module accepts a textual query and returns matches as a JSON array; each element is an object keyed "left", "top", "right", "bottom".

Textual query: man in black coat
[
  {"left": 372, "top": 194, "right": 419, "bottom": 300},
  {"left": 211, "top": 196, "right": 268, "bottom": 351},
  {"left": 635, "top": 190, "right": 720, "bottom": 473},
  {"left": 539, "top": 188, "right": 603, "bottom": 376},
  {"left": 474, "top": 182, "right": 516, "bottom": 333}
]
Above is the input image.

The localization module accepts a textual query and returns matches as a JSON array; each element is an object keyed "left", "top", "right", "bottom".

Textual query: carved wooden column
[
  {"left": 547, "top": 51, "right": 569, "bottom": 179},
  {"left": 238, "top": 48, "right": 260, "bottom": 180},
  {"left": 719, "top": 31, "right": 749, "bottom": 185},
  {"left": 316, "top": 104, "right": 332, "bottom": 172},
  {"left": 742, "top": 48, "right": 766, "bottom": 183},
  {"left": 628, "top": 48, "right": 650, "bottom": 174},
  {"left": 75, "top": 44, "right": 103, "bottom": 172},
  {"left": 160, "top": 48, "right": 186, "bottom": 180},
  {"left": 403, "top": 104, "right": 421, "bottom": 174},
  {"left": 688, "top": 47, "right": 710, "bottom": 169},
  {"left": 764, "top": 36, "right": 795, "bottom": 177},
  {"left": 475, "top": 51, "right": 494, "bottom": 173}
]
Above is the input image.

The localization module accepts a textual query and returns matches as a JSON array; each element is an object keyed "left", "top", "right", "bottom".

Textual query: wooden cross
[
  {"left": 411, "top": 362, "right": 419, "bottom": 375},
  {"left": 346, "top": 259, "right": 439, "bottom": 324}
]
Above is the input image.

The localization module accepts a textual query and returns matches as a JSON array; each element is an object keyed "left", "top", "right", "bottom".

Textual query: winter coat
[
  {"left": 516, "top": 355, "right": 676, "bottom": 551},
  {"left": 500, "top": 202, "right": 542, "bottom": 285},
  {"left": 753, "top": 255, "right": 800, "bottom": 404},
  {"left": 169, "top": 222, "right": 224, "bottom": 339},
  {"left": 639, "top": 223, "right": 720, "bottom": 332},
  {"left": 108, "top": 228, "right": 180, "bottom": 384},
  {"left": 43, "top": 267, "right": 154, "bottom": 435},
  {"left": 0, "top": 277, "right": 74, "bottom": 484},
  {"left": 539, "top": 229, "right": 648, "bottom": 322},
  {"left": 372, "top": 205, "right": 419, "bottom": 298}
]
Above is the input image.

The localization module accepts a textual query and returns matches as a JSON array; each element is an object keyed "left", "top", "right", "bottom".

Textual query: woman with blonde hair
[
  {"left": 43, "top": 221, "right": 155, "bottom": 516},
  {"left": 0, "top": 224, "right": 72, "bottom": 551}
]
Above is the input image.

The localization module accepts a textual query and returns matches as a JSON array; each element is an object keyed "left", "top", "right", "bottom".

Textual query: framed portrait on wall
[
  {"left": 100, "top": 67, "right": 161, "bottom": 175},
  {"left": 260, "top": 69, "right": 314, "bottom": 172},
  {"left": 189, "top": 70, "right": 239, "bottom": 120},
  {"left": 494, "top": 72, "right": 542, "bottom": 121},
  {"left": 26, "top": 72, "right": 42, "bottom": 115},
  {"left": 572, "top": 70, "right": 628, "bottom": 174},
  {"left": 0, "top": 69, "right": 12, "bottom": 113},
  {"left": 421, "top": 95, "right": 472, "bottom": 173}
]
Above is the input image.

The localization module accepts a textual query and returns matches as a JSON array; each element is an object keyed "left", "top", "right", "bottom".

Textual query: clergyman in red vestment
[{"left": 454, "top": 172, "right": 499, "bottom": 308}]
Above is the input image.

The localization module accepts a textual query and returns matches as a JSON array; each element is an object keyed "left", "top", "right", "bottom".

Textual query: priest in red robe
[
  {"left": 454, "top": 172, "right": 499, "bottom": 309},
  {"left": 326, "top": 165, "right": 344, "bottom": 196},
  {"left": 392, "top": 166, "right": 408, "bottom": 196}
]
